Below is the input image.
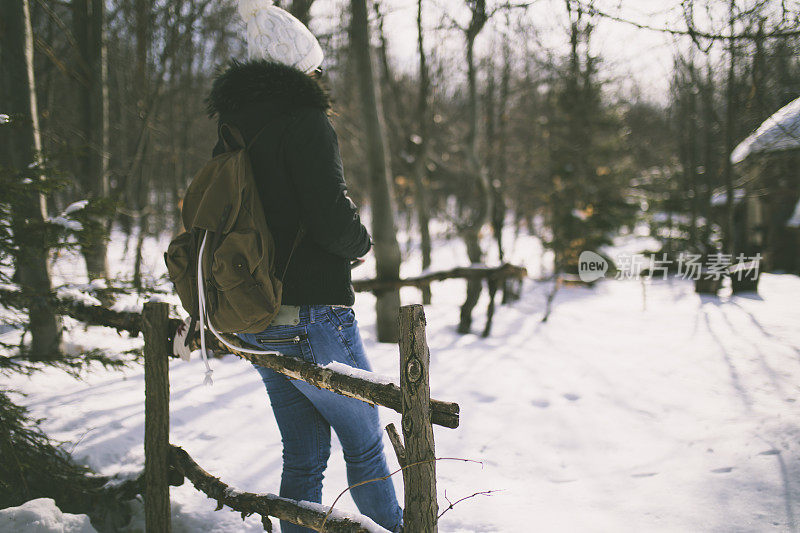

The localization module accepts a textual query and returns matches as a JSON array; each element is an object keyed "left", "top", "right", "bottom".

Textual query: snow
[
  {"left": 4, "top": 227, "right": 800, "bottom": 532},
  {"left": 732, "top": 96, "right": 800, "bottom": 163},
  {"left": 64, "top": 200, "right": 89, "bottom": 215},
  {"left": 54, "top": 287, "right": 101, "bottom": 307},
  {"left": 0, "top": 499, "right": 97, "bottom": 533},
  {"left": 282, "top": 499, "right": 389, "bottom": 532},
  {"left": 48, "top": 201, "right": 89, "bottom": 232},
  {"left": 88, "top": 279, "right": 107, "bottom": 290},
  {"left": 710, "top": 188, "right": 746, "bottom": 207},
  {"left": 48, "top": 216, "right": 84, "bottom": 232},
  {"left": 323, "top": 361, "right": 398, "bottom": 386},
  {"left": 0, "top": 114, "right": 9, "bottom": 125}
]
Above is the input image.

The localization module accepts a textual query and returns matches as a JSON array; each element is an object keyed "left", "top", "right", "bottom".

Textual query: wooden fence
[
  {"left": 5, "top": 262, "right": 524, "bottom": 530},
  {"left": 142, "top": 302, "right": 455, "bottom": 532}
]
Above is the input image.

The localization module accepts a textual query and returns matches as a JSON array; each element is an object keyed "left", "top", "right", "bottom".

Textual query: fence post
[
  {"left": 398, "top": 304, "right": 438, "bottom": 531},
  {"left": 143, "top": 301, "right": 171, "bottom": 532}
]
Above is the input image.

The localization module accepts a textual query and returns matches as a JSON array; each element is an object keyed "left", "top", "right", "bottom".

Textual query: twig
[
  {"left": 320, "top": 457, "right": 483, "bottom": 531},
  {"left": 385, "top": 423, "right": 406, "bottom": 467},
  {"left": 437, "top": 488, "right": 502, "bottom": 519},
  {"left": 574, "top": 0, "right": 800, "bottom": 41}
]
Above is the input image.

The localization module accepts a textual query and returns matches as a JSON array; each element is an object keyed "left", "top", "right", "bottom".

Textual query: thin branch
[
  {"left": 33, "top": 0, "right": 89, "bottom": 72},
  {"left": 437, "top": 488, "right": 502, "bottom": 519},
  {"left": 385, "top": 423, "right": 406, "bottom": 467},
  {"left": 320, "top": 457, "right": 484, "bottom": 531},
  {"left": 575, "top": 0, "right": 800, "bottom": 41},
  {"left": 33, "top": 37, "right": 87, "bottom": 86}
]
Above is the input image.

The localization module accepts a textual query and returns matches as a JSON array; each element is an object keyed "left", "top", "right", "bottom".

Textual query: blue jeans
[{"left": 238, "top": 305, "right": 403, "bottom": 533}]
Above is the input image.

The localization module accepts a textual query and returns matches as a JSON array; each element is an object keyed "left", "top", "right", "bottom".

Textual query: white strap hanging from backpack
[{"left": 194, "top": 231, "right": 287, "bottom": 386}]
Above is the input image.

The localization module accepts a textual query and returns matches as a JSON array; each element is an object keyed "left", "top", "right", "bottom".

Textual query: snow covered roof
[{"left": 731, "top": 96, "right": 800, "bottom": 164}]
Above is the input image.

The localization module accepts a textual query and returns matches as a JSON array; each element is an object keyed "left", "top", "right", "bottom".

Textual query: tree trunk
[
  {"left": 0, "top": 0, "right": 62, "bottom": 359},
  {"left": 458, "top": 229, "right": 484, "bottom": 334},
  {"left": 687, "top": 58, "right": 699, "bottom": 250},
  {"left": 289, "top": 0, "right": 314, "bottom": 26},
  {"left": 414, "top": 0, "right": 433, "bottom": 304},
  {"left": 73, "top": 0, "right": 110, "bottom": 280},
  {"left": 458, "top": 3, "right": 490, "bottom": 334},
  {"left": 701, "top": 66, "right": 716, "bottom": 252},
  {"left": 349, "top": 0, "right": 402, "bottom": 343},
  {"left": 495, "top": 29, "right": 511, "bottom": 261},
  {"left": 723, "top": 0, "right": 737, "bottom": 256}
]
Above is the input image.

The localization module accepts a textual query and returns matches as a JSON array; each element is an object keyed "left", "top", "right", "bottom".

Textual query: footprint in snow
[
  {"left": 563, "top": 393, "right": 580, "bottom": 402},
  {"left": 759, "top": 449, "right": 780, "bottom": 456},
  {"left": 531, "top": 399, "right": 550, "bottom": 408},
  {"left": 631, "top": 472, "right": 659, "bottom": 478},
  {"left": 711, "top": 467, "right": 734, "bottom": 474},
  {"left": 470, "top": 392, "right": 497, "bottom": 403}
]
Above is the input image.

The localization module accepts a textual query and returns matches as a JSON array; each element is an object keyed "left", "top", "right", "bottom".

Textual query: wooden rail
[
  {"left": 352, "top": 263, "right": 526, "bottom": 292},
  {"left": 206, "top": 334, "right": 459, "bottom": 429},
  {"left": 169, "top": 445, "right": 377, "bottom": 532},
  {"left": 18, "top": 289, "right": 460, "bottom": 429}
]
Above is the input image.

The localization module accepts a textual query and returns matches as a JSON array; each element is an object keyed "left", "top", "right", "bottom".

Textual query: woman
[{"left": 205, "top": 2, "right": 403, "bottom": 532}]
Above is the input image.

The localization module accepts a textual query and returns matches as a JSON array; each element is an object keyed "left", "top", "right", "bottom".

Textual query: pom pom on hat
[{"left": 238, "top": 0, "right": 324, "bottom": 74}]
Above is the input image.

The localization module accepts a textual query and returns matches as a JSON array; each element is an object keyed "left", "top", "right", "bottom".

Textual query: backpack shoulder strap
[
  {"left": 280, "top": 224, "right": 305, "bottom": 281},
  {"left": 219, "top": 111, "right": 295, "bottom": 154},
  {"left": 219, "top": 123, "right": 246, "bottom": 151}
]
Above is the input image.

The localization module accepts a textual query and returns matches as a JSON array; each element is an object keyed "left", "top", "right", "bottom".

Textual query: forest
[{"left": 1, "top": 0, "right": 800, "bottom": 531}]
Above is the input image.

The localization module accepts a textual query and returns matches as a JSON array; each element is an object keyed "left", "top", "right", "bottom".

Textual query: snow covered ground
[
  {"left": 4, "top": 228, "right": 800, "bottom": 532},
  {"left": 0, "top": 499, "right": 97, "bottom": 533}
]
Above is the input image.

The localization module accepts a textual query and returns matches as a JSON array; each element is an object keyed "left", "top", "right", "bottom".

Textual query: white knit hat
[{"left": 238, "top": 0, "right": 324, "bottom": 74}]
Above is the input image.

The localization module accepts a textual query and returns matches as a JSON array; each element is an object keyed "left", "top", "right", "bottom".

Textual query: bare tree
[
  {"left": 350, "top": 0, "right": 402, "bottom": 342},
  {"left": 0, "top": 0, "right": 61, "bottom": 358},
  {"left": 413, "top": 0, "right": 433, "bottom": 304},
  {"left": 457, "top": 0, "right": 491, "bottom": 334},
  {"left": 722, "top": 0, "right": 737, "bottom": 255},
  {"left": 72, "top": 0, "right": 110, "bottom": 280}
]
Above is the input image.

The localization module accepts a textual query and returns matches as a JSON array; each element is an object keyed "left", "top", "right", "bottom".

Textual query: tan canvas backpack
[{"left": 165, "top": 123, "right": 302, "bottom": 339}]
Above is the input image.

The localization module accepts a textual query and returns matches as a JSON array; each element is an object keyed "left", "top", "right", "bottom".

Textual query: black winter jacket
[{"left": 206, "top": 60, "right": 371, "bottom": 306}]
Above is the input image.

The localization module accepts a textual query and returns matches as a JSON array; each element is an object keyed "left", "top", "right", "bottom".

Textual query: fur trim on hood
[{"left": 206, "top": 59, "right": 331, "bottom": 118}]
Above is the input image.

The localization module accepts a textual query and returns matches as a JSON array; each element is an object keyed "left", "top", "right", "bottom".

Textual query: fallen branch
[
  {"left": 58, "top": 298, "right": 143, "bottom": 336},
  {"left": 352, "top": 263, "right": 526, "bottom": 292},
  {"left": 169, "top": 445, "right": 383, "bottom": 533},
  {"left": 0, "top": 288, "right": 143, "bottom": 336},
  {"left": 98, "top": 467, "right": 184, "bottom": 501}
]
